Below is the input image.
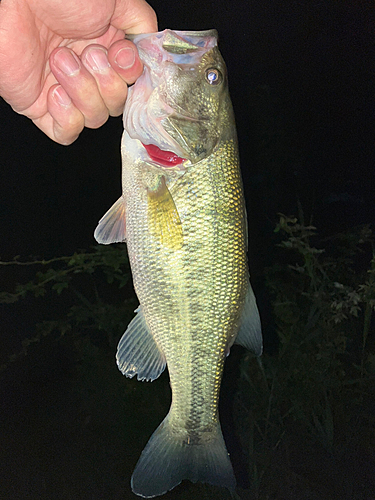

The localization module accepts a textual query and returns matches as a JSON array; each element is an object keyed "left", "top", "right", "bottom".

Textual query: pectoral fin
[
  {"left": 235, "top": 281, "right": 263, "bottom": 356},
  {"left": 147, "top": 176, "right": 183, "bottom": 250},
  {"left": 94, "top": 197, "right": 126, "bottom": 244}
]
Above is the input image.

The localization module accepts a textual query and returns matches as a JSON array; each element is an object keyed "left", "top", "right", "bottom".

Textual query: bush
[{"left": 235, "top": 215, "right": 375, "bottom": 499}]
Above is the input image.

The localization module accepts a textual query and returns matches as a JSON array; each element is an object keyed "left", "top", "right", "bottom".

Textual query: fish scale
[
  {"left": 125, "top": 136, "right": 249, "bottom": 480},
  {"left": 94, "top": 29, "right": 262, "bottom": 498}
]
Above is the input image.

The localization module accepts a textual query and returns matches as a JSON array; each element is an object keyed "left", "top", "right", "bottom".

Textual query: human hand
[{"left": 0, "top": 0, "right": 157, "bottom": 145}]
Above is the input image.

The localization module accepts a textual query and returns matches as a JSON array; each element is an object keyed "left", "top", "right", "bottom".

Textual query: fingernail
[
  {"left": 54, "top": 49, "right": 80, "bottom": 76},
  {"left": 84, "top": 47, "right": 110, "bottom": 72},
  {"left": 115, "top": 47, "right": 135, "bottom": 70},
  {"left": 52, "top": 86, "right": 71, "bottom": 107}
]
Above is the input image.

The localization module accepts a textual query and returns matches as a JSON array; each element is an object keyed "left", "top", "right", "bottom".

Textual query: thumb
[{"left": 112, "top": 0, "right": 158, "bottom": 34}]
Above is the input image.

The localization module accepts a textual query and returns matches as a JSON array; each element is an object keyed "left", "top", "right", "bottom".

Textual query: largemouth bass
[{"left": 94, "top": 29, "right": 262, "bottom": 498}]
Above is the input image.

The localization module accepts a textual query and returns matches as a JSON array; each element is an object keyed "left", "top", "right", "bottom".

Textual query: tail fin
[{"left": 131, "top": 415, "right": 236, "bottom": 498}]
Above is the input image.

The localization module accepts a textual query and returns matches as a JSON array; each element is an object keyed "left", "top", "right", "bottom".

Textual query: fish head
[{"left": 124, "top": 29, "right": 234, "bottom": 168}]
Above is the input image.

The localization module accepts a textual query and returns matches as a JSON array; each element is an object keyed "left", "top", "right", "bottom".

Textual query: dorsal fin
[{"left": 235, "top": 281, "right": 263, "bottom": 356}]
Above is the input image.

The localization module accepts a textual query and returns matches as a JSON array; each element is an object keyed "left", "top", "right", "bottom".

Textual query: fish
[{"left": 94, "top": 29, "right": 262, "bottom": 498}]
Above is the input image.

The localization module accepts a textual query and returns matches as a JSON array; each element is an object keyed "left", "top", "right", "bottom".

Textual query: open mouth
[{"left": 142, "top": 143, "right": 186, "bottom": 167}]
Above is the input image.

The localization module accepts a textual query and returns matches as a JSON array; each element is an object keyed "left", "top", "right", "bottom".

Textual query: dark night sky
[{"left": 1, "top": 1, "right": 375, "bottom": 498}]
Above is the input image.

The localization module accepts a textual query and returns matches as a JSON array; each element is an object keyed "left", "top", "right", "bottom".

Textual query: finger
[
  {"left": 50, "top": 47, "right": 109, "bottom": 129},
  {"left": 81, "top": 43, "right": 135, "bottom": 117},
  {"left": 112, "top": 0, "right": 158, "bottom": 34},
  {"left": 107, "top": 40, "right": 144, "bottom": 85},
  {"left": 33, "top": 85, "right": 85, "bottom": 145}
]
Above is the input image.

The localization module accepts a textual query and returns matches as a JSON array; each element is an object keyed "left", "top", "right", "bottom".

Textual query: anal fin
[{"left": 116, "top": 306, "right": 166, "bottom": 382}]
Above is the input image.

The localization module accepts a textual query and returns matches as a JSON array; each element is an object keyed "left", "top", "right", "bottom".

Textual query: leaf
[{"left": 52, "top": 281, "right": 69, "bottom": 294}]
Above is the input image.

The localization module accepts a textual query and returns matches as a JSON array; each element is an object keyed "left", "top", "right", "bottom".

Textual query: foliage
[
  {"left": 235, "top": 215, "right": 375, "bottom": 499},
  {"left": 0, "top": 244, "right": 135, "bottom": 371},
  {"left": 1, "top": 218, "right": 375, "bottom": 498}
]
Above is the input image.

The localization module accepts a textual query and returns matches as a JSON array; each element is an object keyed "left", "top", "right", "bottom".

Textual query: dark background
[
  {"left": 1, "top": 0, "right": 375, "bottom": 261},
  {"left": 1, "top": 1, "right": 374, "bottom": 499}
]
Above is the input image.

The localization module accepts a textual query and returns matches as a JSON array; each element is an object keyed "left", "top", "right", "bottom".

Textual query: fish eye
[{"left": 205, "top": 68, "right": 222, "bottom": 85}]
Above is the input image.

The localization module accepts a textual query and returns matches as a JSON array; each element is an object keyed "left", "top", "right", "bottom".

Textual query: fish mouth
[
  {"left": 126, "top": 29, "right": 218, "bottom": 42},
  {"left": 142, "top": 143, "right": 186, "bottom": 167},
  {"left": 124, "top": 84, "right": 200, "bottom": 163},
  {"left": 123, "top": 28, "right": 217, "bottom": 164},
  {"left": 123, "top": 70, "right": 193, "bottom": 161}
]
